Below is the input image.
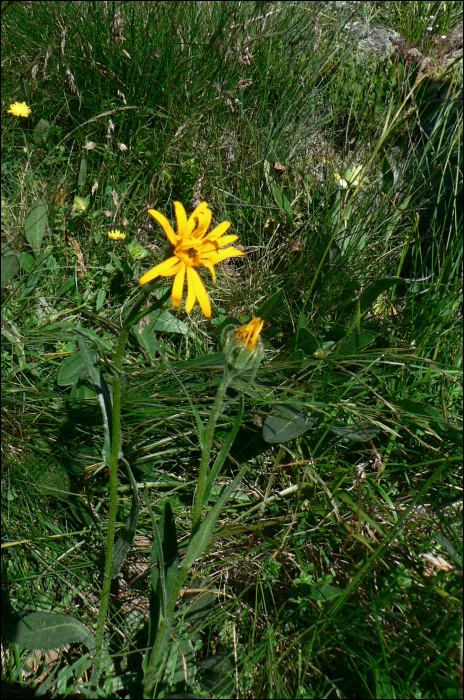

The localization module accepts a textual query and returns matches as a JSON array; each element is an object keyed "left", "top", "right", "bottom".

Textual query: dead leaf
[{"left": 274, "top": 161, "right": 286, "bottom": 178}]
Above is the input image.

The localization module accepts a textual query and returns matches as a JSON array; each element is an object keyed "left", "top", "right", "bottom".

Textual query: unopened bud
[{"left": 222, "top": 317, "right": 264, "bottom": 372}]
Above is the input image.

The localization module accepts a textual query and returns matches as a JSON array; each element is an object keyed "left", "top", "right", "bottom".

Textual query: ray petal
[
  {"left": 173, "top": 202, "right": 188, "bottom": 239},
  {"left": 148, "top": 209, "right": 178, "bottom": 246},
  {"left": 139, "top": 256, "right": 179, "bottom": 285},
  {"left": 185, "top": 266, "right": 198, "bottom": 313},
  {"left": 190, "top": 205, "right": 212, "bottom": 238},
  {"left": 204, "top": 247, "right": 245, "bottom": 264},
  {"left": 190, "top": 267, "right": 211, "bottom": 317},
  {"left": 171, "top": 264, "right": 186, "bottom": 308},
  {"left": 206, "top": 221, "right": 231, "bottom": 241},
  {"left": 213, "top": 234, "right": 240, "bottom": 248},
  {"left": 202, "top": 260, "right": 216, "bottom": 282}
]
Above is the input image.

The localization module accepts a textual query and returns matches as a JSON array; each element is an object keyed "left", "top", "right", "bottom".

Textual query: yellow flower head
[
  {"left": 235, "top": 317, "right": 264, "bottom": 351},
  {"left": 139, "top": 201, "right": 244, "bottom": 318},
  {"left": 108, "top": 229, "right": 126, "bottom": 241},
  {"left": 7, "top": 101, "right": 32, "bottom": 118}
]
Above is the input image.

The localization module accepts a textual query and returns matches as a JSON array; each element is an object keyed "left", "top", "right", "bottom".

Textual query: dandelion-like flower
[
  {"left": 139, "top": 201, "right": 244, "bottom": 318},
  {"left": 108, "top": 229, "right": 126, "bottom": 241},
  {"left": 7, "top": 101, "right": 31, "bottom": 118}
]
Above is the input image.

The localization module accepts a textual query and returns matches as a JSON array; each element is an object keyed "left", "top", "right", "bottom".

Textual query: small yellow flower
[
  {"left": 139, "top": 201, "right": 245, "bottom": 318},
  {"left": 108, "top": 229, "right": 126, "bottom": 241},
  {"left": 7, "top": 101, "right": 32, "bottom": 118},
  {"left": 235, "top": 317, "right": 264, "bottom": 350}
]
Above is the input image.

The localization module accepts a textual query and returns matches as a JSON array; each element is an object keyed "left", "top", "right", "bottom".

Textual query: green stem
[
  {"left": 90, "top": 324, "right": 130, "bottom": 689},
  {"left": 192, "top": 369, "right": 230, "bottom": 533},
  {"left": 90, "top": 288, "right": 161, "bottom": 692}
]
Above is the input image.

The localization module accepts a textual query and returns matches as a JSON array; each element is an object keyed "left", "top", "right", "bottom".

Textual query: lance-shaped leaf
[
  {"left": 254, "top": 288, "right": 284, "bottom": 321},
  {"left": 111, "top": 459, "right": 140, "bottom": 578},
  {"left": 332, "top": 331, "right": 375, "bottom": 356},
  {"left": 1, "top": 251, "right": 20, "bottom": 287},
  {"left": 25, "top": 198, "right": 48, "bottom": 256},
  {"left": 331, "top": 421, "right": 380, "bottom": 441},
  {"left": 360, "top": 277, "right": 402, "bottom": 313},
  {"left": 203, "top": 396, "right": 244, "bottom": 506},
  {"left": 33, "top": 118, "right": 51, "bottom": 149},
  {"left": 78, "top": 152, "right": 87, "bottom": 195},
  {"left": 57, "top": 351, "right": 88, "bottom": 386},
  {"left": 273, "top": 186, "right": 293, "bottom": 221},
  {"left": 181, "top": 468, "right": 247, "bottom": 575},
  {"left": 77, "top": 332, "right": 120, "bottom": 465},
  {"left": 143, "top": 491, "right": 165, "bottom": 671},
  {"left": 263, "top": 404, "right": 317, "bottom": 443},
  {"left": 5, "top": 612, "right": 94, "bottom": 653},
  {"left": 142, "top": 497, "right": 179, "bottom": 674}
]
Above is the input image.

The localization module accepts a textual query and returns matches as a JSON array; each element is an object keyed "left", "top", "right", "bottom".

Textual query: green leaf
[
  {"left": 1, "top": 253, "right": 20, "bottom": 287},
  {"left": 199, "top": 653, "right": 235, "bottom": 697},
  {"left": 360, "top": 278, "right": 402, "bottom": 313},
  {"left": 17, "top": 244, "right": 54, "bottom": 299},
  {"left": 182, "top": 468, "right": 247, "bottom": 573},
  {"left": 396, "top": 399, "right": 445, "bottom": 426},
  {"left": 107, "top": 251, "right": 125, "bottom": 272},
  {"left": 254, "top": 289, "right": 284, "bottom": 321},
  {"left": 203, "top": 397, "right": 244, "bottom": 505},
  {"left": 32, "top": 118, "right": 51, "bottom": 149},
  {"left": 333, "top": 331, "right": 375, "bottom": 356},
  {"left": 18, "top": 252, "right": 35, "bottom": 272},
  {"left": 161, "top": 502, "right": 179, "bottom": 605},
  {"left": 184, "top": 591, "right": 217, "bottom": 626},
  {"left": 68, "top": 496, "right": 95, "bottom": 527},
  {"left": 263, "top": 404, "right": 317, "bottom": 443},
  {"left": 289, "top": 328, "right": 319, "bottom": 355},
  {"left": 5, "top": 612, "right": 94, "bottom": 653},
  {"left": 95, "top": 287, "right": 106, "bottom": 312},
  {"left": 139, "top": 310, "right": 189, "bottom": 354},
  {"left": 25, "top": 198, "right": 48, "bottom": 256},
  {"left": 331, "top": 421, "right": 380, "bottom": 441},
  {"left": 69, "top": 382, "right": 96, "bottom": 405},
  {"left": 310, "top": 580, "right": 342, "bottom": 602},
  {"left": 143, "top": 490, "right": 165, "bottom": 661},
  {"left": 272, "top": 186, "right": 293, "bottom": 220},
  {"left": 163, "top": 636, "right": 196, "bottom": 687},
  {"left": 77, "top": 333, "right": 118, "bottom": 465},
  {"left": 78, "top": 152, "right": 87, "bottom": 195},
  {"left": 111, "top": 460, "right": 140, "bottom": 578},
  {"left": 57, "top": 351, "right": 88, "bottom": 386}
]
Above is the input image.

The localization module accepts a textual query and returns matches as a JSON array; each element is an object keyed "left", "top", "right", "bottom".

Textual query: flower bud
[{"left": 222, "top": 317, "right": 264, "bottom": 372}]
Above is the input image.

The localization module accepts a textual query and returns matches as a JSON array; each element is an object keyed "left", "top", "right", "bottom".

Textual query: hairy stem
[{"left": 90, "top": 289, "right": 158, "bottom": 692}]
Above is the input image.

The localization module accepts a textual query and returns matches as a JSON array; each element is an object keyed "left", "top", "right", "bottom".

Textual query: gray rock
[{"left": 344, "top": 22, "right": 405, "bottom": 59}]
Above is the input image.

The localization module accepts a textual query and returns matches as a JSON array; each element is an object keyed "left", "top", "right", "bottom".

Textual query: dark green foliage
[{"left": 1, "top": 0, "right": 462, "bottom": 698}]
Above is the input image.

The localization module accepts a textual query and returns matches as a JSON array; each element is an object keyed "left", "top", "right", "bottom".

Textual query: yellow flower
[
  {"left": 235, "top": 317, "right": 264, "bottom": 350},
  {"left": 108, "top": 229, "right": 126, "bottom": 241},
  {"left": 7, "top": 101, "right": 31, "bottom": 118},
  {"left": 139, "top": 201, "right": 244, "bottom": 318}
]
